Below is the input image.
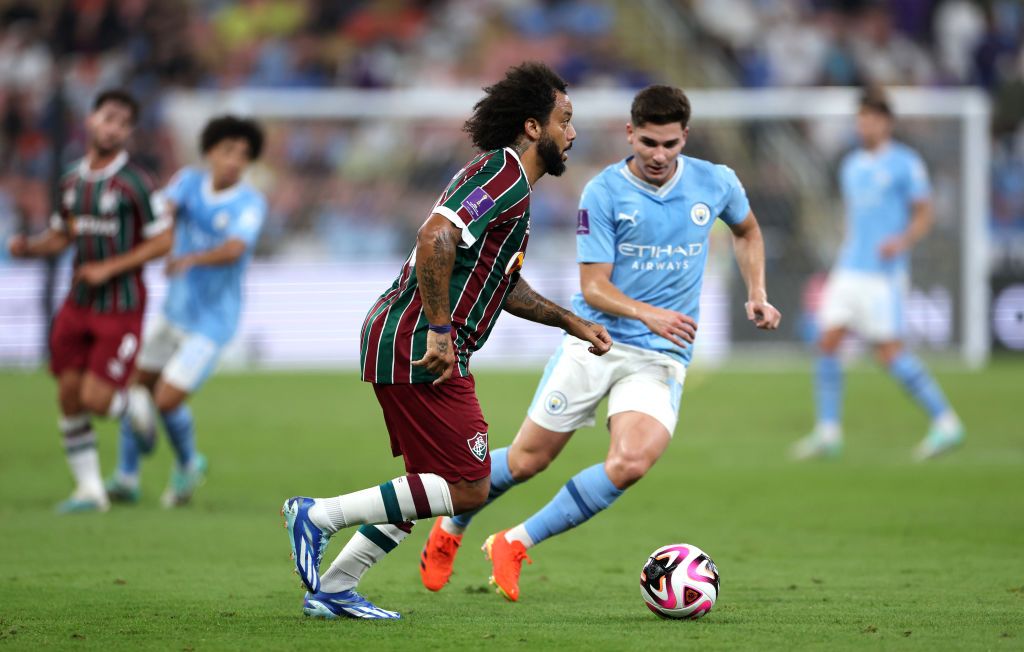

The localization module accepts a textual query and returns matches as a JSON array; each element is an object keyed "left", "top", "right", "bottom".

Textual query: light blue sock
[
  {"left": 161, "top": 405, "right": 196, "bottom": 468},
  {"left": 451, "top": 447, "right": 516, "bottom": 528},
  {"left": 523, "top": 463, "right": 623, "bottom": 546},
  {"left": 815, "top": 354, "right": 842, "bottom": 426},
  {"left": 887, "top": 352, "right": 949, "bottom": 419},
  {"left": 117, "top": 415, "right": 141, "bottom": 477}
]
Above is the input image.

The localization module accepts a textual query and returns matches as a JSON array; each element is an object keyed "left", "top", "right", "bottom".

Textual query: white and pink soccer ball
[{"left": 640, "top": 543, "right": 720, "bottom": 619}]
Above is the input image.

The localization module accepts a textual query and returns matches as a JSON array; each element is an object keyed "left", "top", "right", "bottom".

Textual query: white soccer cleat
[
  {"left": 791, "top": 430, "right": 842, "bottom": 461},
  {"left": 913, "top": 417, "right": 965, "bottom": 462}
]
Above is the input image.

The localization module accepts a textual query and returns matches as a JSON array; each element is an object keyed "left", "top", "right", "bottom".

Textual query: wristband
[{"left": 428, "top": 323, "right": 452, "bottom": 334}]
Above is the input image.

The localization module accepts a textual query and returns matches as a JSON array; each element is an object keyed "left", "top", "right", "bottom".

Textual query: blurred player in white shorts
[
  {"left": 418, "top": 85, "right": 781, "bottom": 601},
  {"left": 793, "top": 88, "right": 964, "bottom": 462},
  {"left": 105, "top": 115, "right": 267, "bottom": 507}
]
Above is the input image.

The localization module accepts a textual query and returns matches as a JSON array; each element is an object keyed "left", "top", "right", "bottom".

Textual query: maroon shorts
[
  {"left": 49, "top": 301, "right": 143, "bottom": 388},
  {"left": 373, "top": 376, "right": 490, "bottom": 483}
]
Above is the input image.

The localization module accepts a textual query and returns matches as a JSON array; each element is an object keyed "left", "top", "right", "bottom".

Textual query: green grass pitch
[{"left": 0, "top": 362, "right": 1022, "bottom": 650}]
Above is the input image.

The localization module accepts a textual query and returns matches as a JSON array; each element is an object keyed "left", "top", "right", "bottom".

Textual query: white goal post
[{"left": 158, "top": 87, "right": 989, "bottom": 369}]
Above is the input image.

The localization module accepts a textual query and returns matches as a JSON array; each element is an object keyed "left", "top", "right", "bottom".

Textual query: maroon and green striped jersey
[
  {"left": 51, "top": 152, "right": 168, "bottom": 314},
  {"left": 361, "top": 147, "right": 532, "bottom": 384}
]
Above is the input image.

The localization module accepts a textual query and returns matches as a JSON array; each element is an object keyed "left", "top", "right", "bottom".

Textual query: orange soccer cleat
[
  {"left": 482, "top": 530, "right": 532, "bottom": 602},
  {"left": 419, "top": 519, "right": 463, "bottom": 591}
]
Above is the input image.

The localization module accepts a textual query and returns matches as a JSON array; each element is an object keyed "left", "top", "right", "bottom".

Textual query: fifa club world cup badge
[{"left": 467, "top": 432, "right": 488, "bottom": 463}]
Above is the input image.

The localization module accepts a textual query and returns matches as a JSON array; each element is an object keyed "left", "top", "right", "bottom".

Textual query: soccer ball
[{"left": 640, "top": 543, "right": 720, "bottom": 619}]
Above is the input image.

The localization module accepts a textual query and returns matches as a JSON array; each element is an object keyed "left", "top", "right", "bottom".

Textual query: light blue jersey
[
  {"left": 162, "top": 167, "right": 266, "bottom": 345},
  {"left": 836, "top": 141, "right": 930, "bottom": 276},
  {"left": 572, "top": 155, "right": 750, "bottom": 365}
]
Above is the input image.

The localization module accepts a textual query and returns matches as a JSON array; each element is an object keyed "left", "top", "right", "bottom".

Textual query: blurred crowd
[{"left": 1, "top": 0, "right": 1023, "bottom": 265}]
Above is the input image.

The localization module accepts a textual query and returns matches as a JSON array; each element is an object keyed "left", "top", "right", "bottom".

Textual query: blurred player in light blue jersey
[
  {"left": 793, "top": 89, "right": 964, "bottom": 462},
  {"left": 106, "top": 115, "right": 267, "bottom": 507},
  {"left": 419, "top": 85, "right": 781, "bottom": 601}
]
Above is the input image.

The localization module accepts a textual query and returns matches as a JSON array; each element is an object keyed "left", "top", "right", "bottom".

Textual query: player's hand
[
  {"left": 165, "top": 255, "right": 194, "bottom": 276},
  {"left": 745, "top": 299, "right": 781, "bottom": 330},
  {"left": 637, "top": 305, "right": 697, "bottom": 348},
  {"left": 412, "top": 328, "right": 457, "bottom": 385},
  {"left": 565, "top": 316, "right": 612, "bottom": 356},
  {"left": 7, "top": 234, "right": 28, "bottom": 258},
  {"left": 74, "top": 261, "right": 116, "bottom": 286},
  {"left": 878, "top": 236, "right": 907, "bottom": 259}
]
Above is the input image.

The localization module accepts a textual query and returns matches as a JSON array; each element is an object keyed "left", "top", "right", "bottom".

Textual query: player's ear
[
  {"left": 523, "top": 117, "right": 542, "bottom": 142},
  {"left": 681, "top": 126, "right": 689, "bottom": 149}
]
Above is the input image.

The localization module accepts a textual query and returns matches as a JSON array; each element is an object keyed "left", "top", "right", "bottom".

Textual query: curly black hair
[
  {"left": 630, "top": 85, "right": 691, "bottom": 129},
  {"left": 463, "top": 62, "right": 568, "bottom": 152},
  {"left": 200, "top": 115, "right": 264, "bottom": 160},
  {"left": 92, "top": 88, "right": 140, "bottom": 124}
]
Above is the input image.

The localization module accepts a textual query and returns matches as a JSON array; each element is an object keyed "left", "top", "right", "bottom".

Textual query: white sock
[
  {"left": 440, "top": 516, "right": 465, "bottom": 536},
  {"left": 60, "top": 415, "right": 104, "bottom": 499},
  {"left": 934, "top": 410, "right": 960, "bottom": 433},
  {"left": 309, "top": 474, "right": 453, "bottom": 534},
  {"left": 107, "top": 390, "right": 127, "bottom": 419},
  {"left": 504, "top": 523, "right": 535, "bottom": 549},
  {"left": 816, "top": 421, "right": 842, "bottom": 444},
  {"left": 320, "top": 522, "right": 415, "bottom": 593}
]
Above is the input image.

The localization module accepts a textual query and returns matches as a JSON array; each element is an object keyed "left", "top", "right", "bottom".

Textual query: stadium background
[
  {"left": 0, "top": 2, "right": 1023, "bottom": 650},
  {"left": 1, "top": 0, "right": 1023, "bottom": 368}
]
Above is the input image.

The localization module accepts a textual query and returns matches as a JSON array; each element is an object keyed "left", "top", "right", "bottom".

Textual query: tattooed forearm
[
  {"left": 504, "top": 278, "right": 574, "bottom": 328},
  {"left": 416, "top": 220, "right": 457, "bottom": 324}
]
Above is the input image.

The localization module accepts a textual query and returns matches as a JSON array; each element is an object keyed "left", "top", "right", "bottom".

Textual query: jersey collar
[
  {"left": 619, "top": 155, "right": 685, "bottom": 198},
  {"left": 78, "top": 150, "right": 129, "bottom": 182},
  {"left": 503, "top": 146, "right": 531, "bottom": 190},
  {"left": 202, "top": 172, "right": 244, "bottom": 205}
]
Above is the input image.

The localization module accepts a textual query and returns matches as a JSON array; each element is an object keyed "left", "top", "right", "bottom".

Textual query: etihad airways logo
[
  {"left": 618, "top": 243, "right": 704, "bottom": 258},
  {"left": 73, "top": 216, "right": 119, "bottom": 237}
]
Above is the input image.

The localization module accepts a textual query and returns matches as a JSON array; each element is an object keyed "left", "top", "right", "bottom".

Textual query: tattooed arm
[
  {"left": 505, "top": 277, "right": 613, "bottom": 356},
  {"left": 411, "top": 213, "right": 460, "bottom": 384}
]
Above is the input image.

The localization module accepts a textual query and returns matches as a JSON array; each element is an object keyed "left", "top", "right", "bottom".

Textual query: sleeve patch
[
  {"left": 576, "top": 208, "right": 590, "bottom": 235},
  {"left": 461, "top": 187, "right": 495, "bottom": 221}
]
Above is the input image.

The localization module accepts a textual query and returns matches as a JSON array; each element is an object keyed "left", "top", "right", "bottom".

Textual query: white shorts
[
  {"left": 526, "top": 336, "right": 687, "bottom": 436},
  {"left": 819, "top": 270, "right": 907, "bottom": 342},
  {"left": 136, "top": 316, "right": 221, "bottom": 392}
]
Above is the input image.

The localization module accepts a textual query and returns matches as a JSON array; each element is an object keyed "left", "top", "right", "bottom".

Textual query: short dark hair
[
  {"left": 859, "top": 86, "right": 893, "bottom": 117},
  {"left": 92, "top": 89, "right": 140, "bottom": 124},
  {"left": 200, "top": 115, "right": 264, "bottom": 160},
  {"left": 631, "top": 85, "right": 691, "bottom": 128},
  {"left": 463, "top": 61, "right": 568, "bottom": 152}
]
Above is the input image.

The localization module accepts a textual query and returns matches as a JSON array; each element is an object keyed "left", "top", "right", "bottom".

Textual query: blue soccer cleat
[
  {"left": 105, "top": 475, "right": 141, "bottom": 504},
  {"left": 914, "top": 420, "right": 965, "bottom": 461},
  {"left": 282, "top": 497, "right": 331, "bottom": 593},
  {"left": 161, "top": 453, "right": 208, "bottom": 508},
  {"left": 56, "top": 492, "right": 109, "bottom": 514},
  {"left": 302, "top": 589, "right": 401, "bottom": 620}
]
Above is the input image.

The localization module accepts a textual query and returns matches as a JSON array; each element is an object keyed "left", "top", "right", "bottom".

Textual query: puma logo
[{"left": 617, "top": 209, "right": 639, "bottom": 227}]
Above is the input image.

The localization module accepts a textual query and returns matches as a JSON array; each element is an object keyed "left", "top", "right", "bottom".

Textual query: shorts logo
[
  {"left": 504, "top": 251, "right": 525, "bottom": 276},
  {"left": 461, "top": 187, "right": 495, "bottom": 221},
  {"left": 467, "top": 432, "right": 488, "bottom": 463},
  {"left": 576, "top": 208, "right": 590, "bottom": 235},
  {"left": 544, "top": 391, "right": 568, "bottom": 415},
  {"left": 690, "top": 202, "right": 712, "bottom": 226}
]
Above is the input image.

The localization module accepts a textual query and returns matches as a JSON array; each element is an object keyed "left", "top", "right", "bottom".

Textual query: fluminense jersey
[
  {"left": 361, "top": 147, "right": 532, "bottom": 384},
  {"left": 572, "top": 155, "right": 750, "bottom": 365},
  {"left": 836, "top": 141, "right": 930, "bottom": 276},
  {"left": 162, "top": 167, "right": 266, "bottom": 345},
  {"left": 51, "top": 151, "right": 166, "bottom": 313}
]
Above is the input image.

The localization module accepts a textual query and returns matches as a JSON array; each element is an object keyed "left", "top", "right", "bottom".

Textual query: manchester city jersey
[
  {"left": 836, "top": 141, "right": 930, "bottom": 276},
  {"left": 572, "top": 155, "right": 750, "bottom": 365},
  {"left": 162, "top": 167, "right": 266, "bottom": 345}
]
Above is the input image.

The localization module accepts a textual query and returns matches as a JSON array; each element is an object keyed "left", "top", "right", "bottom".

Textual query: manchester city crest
[
  {"left": 690, "top": 202, "right": 712, "bottom": 226},
  {"left": 544, "top": 391, "right": 568, "bottom": 415}
]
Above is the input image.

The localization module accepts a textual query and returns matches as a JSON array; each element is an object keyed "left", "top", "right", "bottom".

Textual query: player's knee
[
  {"left": 78, "top": 389, "right": 109, "bottom": 416},
  {"left": 508, "top": 449, "right": 550, "bottom": 482},
  {"left": 605, "top": 454, "right": 653, "bottom": 489},
  {"left": 450, "top": 477, "right": 490, "bottom": 514}
]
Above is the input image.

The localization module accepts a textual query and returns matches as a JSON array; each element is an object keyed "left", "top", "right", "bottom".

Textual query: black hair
[
  {"left": 92, "top": 89, "right": 140, "bottom": 124},
  {"left": 463, "top": 61, "right": 568, "bottom": 152},
  {"left": 630, "top": 85, "right": 691, "bottom": 128},
  {"left": 200, "top": 115, "right": 264, "bottom": 160},
  {"left": 859, "top": 86, "right": 893, "bottom": 118}
]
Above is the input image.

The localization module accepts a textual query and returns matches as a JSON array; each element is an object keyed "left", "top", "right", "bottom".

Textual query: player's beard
[{"left": 537, "top": 131, "right": 567, "bottom": 177}]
